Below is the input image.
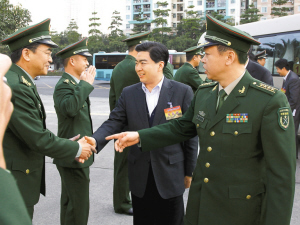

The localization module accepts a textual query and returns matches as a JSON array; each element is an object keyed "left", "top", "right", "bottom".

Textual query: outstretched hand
[{"left": 106, "top": 131, "right": 140, "bottom": 152}]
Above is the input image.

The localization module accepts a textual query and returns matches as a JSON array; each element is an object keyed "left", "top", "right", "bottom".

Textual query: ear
[
  {"left": 225, "top": 50, "right": 236, "bottom": 66},
  {"left": 158, "top": 61, "right": 164, "bottom": 72},
  {"left": 70, "top": 57, "right": 75, "bottom": 66},
  {"left": 21, "top": 48, "right": 31, "bottom": 62}
]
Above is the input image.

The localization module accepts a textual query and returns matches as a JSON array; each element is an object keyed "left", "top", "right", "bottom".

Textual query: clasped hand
[{"left": 69, "top": 135, "right": 97, "bottom": 163}]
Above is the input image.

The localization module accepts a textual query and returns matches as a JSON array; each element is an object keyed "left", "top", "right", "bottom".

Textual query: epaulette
[
  {"left": 250, "top": 81, "right": 278, "bottom": 95},
  {"left": 64, "top": 79, "right": 69, "bottom": 84},
  {"left": 199, "top": 81, "right": 218, "bottom": 88},
  {"left": 21, "top": 76, "right": 32, "bottom": 87}
]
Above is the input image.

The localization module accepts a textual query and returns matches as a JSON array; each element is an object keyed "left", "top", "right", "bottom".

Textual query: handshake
[{"left": 71, "top": 135, "right": 98, "bottom": 163}]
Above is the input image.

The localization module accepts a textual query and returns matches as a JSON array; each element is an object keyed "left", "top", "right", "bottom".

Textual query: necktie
[{"left": 217, "top": 89, "right": 227, "bottom": 112}]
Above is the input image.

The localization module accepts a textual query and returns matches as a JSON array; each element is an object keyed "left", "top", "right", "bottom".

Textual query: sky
[{"left": 9, "top": 0, "right": 125, "bottom": 36}]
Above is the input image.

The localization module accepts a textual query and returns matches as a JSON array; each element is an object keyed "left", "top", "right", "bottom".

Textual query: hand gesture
[
  {"left": 106, "top": 132, "right": 140, "bottom": 152},
  {"left": 76, "top": 137, "right": 96, "bottom": 163},
  {"left": 80, "top": 65, "right": 96, "bottom": 85}
]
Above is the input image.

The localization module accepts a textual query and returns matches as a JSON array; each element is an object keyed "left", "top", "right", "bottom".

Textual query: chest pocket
[{"left": 221, "top": 122, "right": 253, "bottom": 157}]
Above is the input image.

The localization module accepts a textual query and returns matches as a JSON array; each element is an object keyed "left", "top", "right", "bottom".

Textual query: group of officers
[{"left": 0, "top": 14, "right": 297, "bottom": 225}]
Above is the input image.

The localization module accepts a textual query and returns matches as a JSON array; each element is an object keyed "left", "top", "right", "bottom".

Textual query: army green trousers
[
  {"left": 56, "top": 165, "right": 90, "bottom": 225},
  {"left": 113, "top": 146, "right": 132, "bottom": 213}
]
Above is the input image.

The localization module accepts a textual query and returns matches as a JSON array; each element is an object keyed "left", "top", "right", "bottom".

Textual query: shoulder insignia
[
  {"left": 64, "top": 79, "right": 69, "bottom": 84},
  {"left": 21, "top": 76, "right": 31, "bottom": 87},
  {"left": 199, "top": 81, "right": 218, "bottom": 88},
  {"left": 238, "top": 86, "right": 245, "bottom": 94},
  {"left": 70, "top": 80, "right": 76, "bottom": 85},
  {"left": 250, "top": 81, "right": 278, "bottom": 95},
  {"left": 278, "top": 107, "right": 290, "bottom": 130}
]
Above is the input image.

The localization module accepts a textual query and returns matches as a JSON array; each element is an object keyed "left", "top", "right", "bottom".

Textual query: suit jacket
[
  {"left": 93, "top": 78, "right": 198, "bottom": 199},
  {"left": 53, "top": 72, "right": 94, "bottom": 168},
  {"left": 138, "top": 72, "right": 296, "bottom": 225},
  {"left": 282, "top": 70, "right": 300, "bottom": 118},
  {"left": 174, "top": 62, "right": 203, "bottom": 93},
  {"left": 4, "top": 64, "right": 78, "bottom": 207},
  {"left": 246, "top": 59, "right": 273, "bottom": 85},
  {"left": 109, "top": 55, "right": 174, "bottom": 111},
  {"left": 0, "top": 168, "right": 31, "bottom": 225}
]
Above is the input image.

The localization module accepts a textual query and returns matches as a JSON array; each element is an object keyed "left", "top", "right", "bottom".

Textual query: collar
[
  {"left": 15, "top": 64, "right": 35, "bottom": 85},
  {"left": 284, "top": 70, "right": 291, "bottom": 80},
  {"left": 218, "top": 70, "right": 246, "bottom": 96},
  {"left": 244, "top": 58, "right": 249, "bottom": 68},
  {"left": 142, "top": 76, "right": 164, "bottom": 93},
  {"left": 66, "top": 72, "right": 80, "bottom": 84}
]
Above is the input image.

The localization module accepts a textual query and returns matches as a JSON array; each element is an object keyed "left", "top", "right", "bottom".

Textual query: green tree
[
  {"left": 166, "top": 36, "right": 198, "bottom": 52},
  {"left": 240, "top": 4, "right": 263, "bottom": 24},
  {"left": 209, "top": 11, "right": 234, "bottom": 25},
  {"left": 131, "top": 9, "right": 149, "bottom": 34},
  {"left": 271, "top": 0, "right": 291, "bottom": 17},
  {"left": 66, "top": 19, "right": 81, "bottom": 44},
  {"left": 88, "top": 11, "right": 104, "bottom": 56},
  {"left": 108, "top": 10, "right": 123, "bottom": 37},
  {"left": 176, "top": 5, "right": 205, "bottom": 39},
  {"left": 89, "top": 11, "right": 102, "bottom": 36},
  {"left": 151, "top": 1, "right": 172, "bottom": 43},
  {"left": 0, "top": 0, "right": 32, "bottom": 55}
]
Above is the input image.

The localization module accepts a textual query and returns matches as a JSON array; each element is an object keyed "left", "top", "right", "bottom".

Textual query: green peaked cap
[
  {"left": 255, "top": 50, "right": 267, "bottom": 59},
  {"left": 198, "top": 15, "right": 260, "bottom": 53},
  {"left": 56, "top": 38, "right": 92, "bottom": 59},
  {"left": 122, "top": 31, "right": 151, "bottom": 47},
  {"left": 1, "top": 18, "right": 58, "bottom": 52},
  {"left": 184, "top": 46, "right": 204, "bottom": 56}
]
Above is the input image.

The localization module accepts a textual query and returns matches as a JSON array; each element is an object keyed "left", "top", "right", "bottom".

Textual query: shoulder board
[
  {"left": 21, "top": 76, "right": 32, "bottom": 87},
  {"left": 64, "top": 79, "right": 69, "bottom": 84},
  {"left": 199, "top": 81, "right": 218, "bottom": 88},
  {"left": 250, "top": 81, "right": 278, "bottom": 95}
]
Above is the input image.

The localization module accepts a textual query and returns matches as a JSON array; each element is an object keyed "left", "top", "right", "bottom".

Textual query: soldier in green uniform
[
  {"left": 174, "top": 46, "right": 204, "bottom": 92},
  {"left": 54, "top": 38, "right": 95, "bottom": 225},
  {"left": 0, "top": 53, "right": 31, "bottom": 225},
  {"left": 1, "top": 19, "right": 95, "bottom": 219},
  {"left": 106, "top": 15, "right": 296, "bottom": 225}
]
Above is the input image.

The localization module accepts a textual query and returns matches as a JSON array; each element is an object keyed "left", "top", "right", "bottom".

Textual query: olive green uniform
[
  {"left": 4, "top": 64, "right": 79, "bottom": 218},
  {"left": 174, "top": 62, "right": 203, "bottom": 93},
  {"left": 53, "top": 73, "right": 94, "bottom": 225},
  {"left": 138, "top": 72, "right": 296, "bottom": 225}
]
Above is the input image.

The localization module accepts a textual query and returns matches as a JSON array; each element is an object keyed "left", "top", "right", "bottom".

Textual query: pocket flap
[
  {"left": 192, "top": 116, "right": 208, "bottom": 129},
  {"left": 12, "top": 160, "right": 42, "bottom": 174},
  {"left": 229, "top": 182, "right": 265, "bottom": 199},
  {"left": 169, "top": 152, "right": 184, "bottom": 164},
  {"left": 222, "top": 122, "right": 252, "bottom": 136}
]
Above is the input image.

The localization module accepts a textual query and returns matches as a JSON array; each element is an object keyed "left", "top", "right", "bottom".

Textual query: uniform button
[
  {"left": 253, "top": 82, "right": 257, "bottom": 85},
  {"left": 210, "top": 131, "right": 215, "bottom": 136},
  {"left": 204, "top": 178, "right": 209, "bottom": 183},
  {"left": 197, "top": 124, "right": 199, "bottom": 128},
  {"left": 26, "top": 169, "right": 30, "bottom": 174},
  {"left": 246, "top": 195, "right": 251, "bottom": 200},
  {"left": 234, "top": 131, "right": 238, "bottom": 135},
  {"left": 205, "top": 162, "right": 210, "bottom": 168},
  {"left": 207, "top": 147, "right": 212, "bottom": 152}
]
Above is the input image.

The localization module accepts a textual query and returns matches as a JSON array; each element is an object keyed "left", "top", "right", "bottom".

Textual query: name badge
[
  {"left": 164, "top": 106, "right": 182, "bottom": 120},
  {"left": 281, "top": 88, "right": 286, "bottom": 94}
]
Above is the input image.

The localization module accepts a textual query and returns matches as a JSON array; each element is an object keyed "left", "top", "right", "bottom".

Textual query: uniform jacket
[
  {"left": 53, "top": 72, "right": 94, "bottom": 168},
  {"left": 93, "top": 78, "right": 198, "bottom": 199},
  {"left": 282, "top": 70, "right": 300, "bottom": 118},
  {"left": 4, "top": 64, "right": 79, "bottom": 206},
  {"left": 109, "top": 55, "right": 173, "bottom": 111},
  {"left": 247, "top": 59, "right": 273, "bottom": 85},
  {"left": 138, "top": 72, "right": 296, "bottom": 225},
  {"left": 174, "top": 62, "right": 203, "bottom": 93}
]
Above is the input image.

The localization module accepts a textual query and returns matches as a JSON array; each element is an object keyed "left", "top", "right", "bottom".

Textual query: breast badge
[{"left": 226, "top": 113, "right": 248, "bottom": 123}]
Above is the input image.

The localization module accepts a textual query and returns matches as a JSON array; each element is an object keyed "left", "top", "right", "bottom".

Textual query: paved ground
[{"left": 31, "top": 77, "right": 300, "bottom": 225}]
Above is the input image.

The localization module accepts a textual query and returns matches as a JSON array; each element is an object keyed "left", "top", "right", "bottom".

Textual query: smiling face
[
  {"left": 135, "top": 51, "right": 164, "bottom": 89},
  {"left": 71, "top": 55, "right": 89, "bottom": 76},
  {"left": 28, "top": 44, "right": 53, "bottom": 76}
]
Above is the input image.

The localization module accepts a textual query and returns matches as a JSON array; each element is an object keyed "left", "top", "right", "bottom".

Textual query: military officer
[
  {"left": 1, "top": 19, "right": 95, "bottom": 219},
  {"left": 54, "top": 38, "right": 95, "bottom": 225},
  {"left": 0, "top": 53, "right": 31, "bottom": 225},
  {"left": 255, "top": 50, "right": 267, "bottom": 67},
  {"left": 107, "top": 15, "right": 296, "bottom": 225},
  {"left": 174, "top": 46, "right": 204, "bottom": 92}
]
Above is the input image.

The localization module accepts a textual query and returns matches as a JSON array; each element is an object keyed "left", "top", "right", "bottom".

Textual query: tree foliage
[
  {"left": 240, "top": 4, "right": 263, "bottom": 24},
  {"left": 89, "top": 11, "right": 102, "bottom": 36},
  {"left": 108, "top": 10, "right": 123, "bottom": 37},
  {"left": 271, "top": 0, "right": 291, "bottom": 17},
  {"left": 131, "top": 9, "right": 150, "bottom": 34}
]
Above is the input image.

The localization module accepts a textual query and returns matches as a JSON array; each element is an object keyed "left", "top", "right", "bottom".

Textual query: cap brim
[
  {"left": 37, "top": 39, "right": 58, "bottom": 48},
  {"left": 197, "top": 40, "right": 219, "bottom": 48},
  {"left": 77, "top": 52, "right": 92, "bottom": 57}
]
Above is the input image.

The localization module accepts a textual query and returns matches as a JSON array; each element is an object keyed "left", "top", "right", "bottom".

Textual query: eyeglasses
[{"left": 36, "top": 49, "right": 52, "bottom": 58}]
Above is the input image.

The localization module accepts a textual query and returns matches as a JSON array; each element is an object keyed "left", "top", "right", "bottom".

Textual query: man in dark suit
[
  {"left": 1, "top": 19, "right": 95, "bottom": 219},
  {"left": 275, "top": 58, "right": 300, "bottom": 158},
  {"left": 254, "top": 50, "right": 267, "bottom": 67},
  {"left": 246, "top": 56, "right": 273, "bottom": 85},
  {"left": 54, "top": 38, "right": 95, "bottom": 225},
  {"left": 88, "top": 42, "right": 198, "bottom": 225}
]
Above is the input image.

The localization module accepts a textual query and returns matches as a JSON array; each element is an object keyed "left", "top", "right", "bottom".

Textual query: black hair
[
  {"left": 217, "top": 45, "right": 248, "bottom": 64},
  {"left": 10, "top": 42, "right": 40, "bottom": 63},
  {"left": 63, "top": 57, "right": 71, "bottom": 68},
  {"left": 135, "top": 41, "right": 169, "bottom": 68},
  {"left": 128, "top": 45, "right": 136, "bottom": 52},
  {"left": 275, "top": 58, "right": 289, "bottom": 70},
  {"left": 186, "top": 53, "right": 194, "bottom": 62}
]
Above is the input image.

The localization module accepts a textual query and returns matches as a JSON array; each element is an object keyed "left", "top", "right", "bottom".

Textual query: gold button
[
  {"left": 246, "top": 195, "right": 251, "bottom": 200},
  {"left": 205, "top": 162, "right": 210, "bottom": 168},
  {"left": 26, "top": 169, "right": 30, "bottom": 174},
  {"left": 204, "top": 178, "right": 209, "bottom": 183},
  {"left": 207, "top": 147, "right": 212, "bottom": 152},
  {"left": 197, "top": 124, "right": 199, "bottom": 128},
  {"left": 253, "top": 82, "right": 257, "bottom": 85},
  {"left": 210, "top": 131, "right": 215, "bottom": 136},
  {"left": 234, "top": 131, "right": 238, "bottom": 135}
]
